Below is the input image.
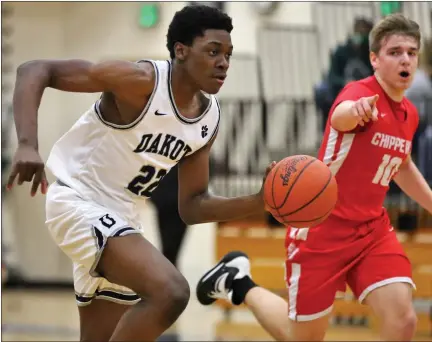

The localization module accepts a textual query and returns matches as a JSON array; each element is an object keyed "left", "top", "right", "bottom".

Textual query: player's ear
[
  {"left": 174, "top": 42, "right": 189, "bottom": 62},
  {"left": 370, "top": 51, "right": 378, "bottom": 71}
]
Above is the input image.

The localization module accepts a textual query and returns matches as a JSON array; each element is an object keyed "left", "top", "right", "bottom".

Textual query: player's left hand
[{"left": 259, "top": 161, "right": 277, "bottom": 211}]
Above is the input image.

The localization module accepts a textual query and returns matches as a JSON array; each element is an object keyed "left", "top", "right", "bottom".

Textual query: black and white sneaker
[{"left": 196, "top": 251, "right": 251, "bottom": 305}]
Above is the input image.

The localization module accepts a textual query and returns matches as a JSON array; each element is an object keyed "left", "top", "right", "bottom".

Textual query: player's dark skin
[{"left": 8, "top": 28, "right": 275, "bottom": 341}]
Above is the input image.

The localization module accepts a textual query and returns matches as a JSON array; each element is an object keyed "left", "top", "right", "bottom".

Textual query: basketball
[{"left": 264, "top": 155, "right": 338, "bottom": 228}]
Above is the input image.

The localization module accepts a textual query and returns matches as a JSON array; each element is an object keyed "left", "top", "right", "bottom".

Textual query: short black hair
[
  {"left": 354, "top": 17, "right": 373, "bottom": 31},
  {"left": 166, "top": 5, "right": 233, "bottom": 60}
]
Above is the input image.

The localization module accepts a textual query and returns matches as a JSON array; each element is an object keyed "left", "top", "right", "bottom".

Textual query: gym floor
[{"left": 2, "top": 287, "right": 431, "bottom": 341}]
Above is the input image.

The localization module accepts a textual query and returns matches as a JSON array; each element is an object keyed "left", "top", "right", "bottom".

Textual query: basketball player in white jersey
[{"left": 7, "top": 5, "right": 275, "bottom": 341}]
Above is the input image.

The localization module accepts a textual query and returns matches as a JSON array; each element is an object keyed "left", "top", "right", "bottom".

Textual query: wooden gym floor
[{"left": 2, "top": 288, "right": 431, "bottom": 341}]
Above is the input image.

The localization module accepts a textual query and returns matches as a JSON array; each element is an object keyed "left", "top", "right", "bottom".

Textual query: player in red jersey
[{"left": 195, "top": 13, "right": 432, "bottom": 341}]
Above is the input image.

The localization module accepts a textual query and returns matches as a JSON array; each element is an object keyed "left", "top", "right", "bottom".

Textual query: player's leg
[
  {"left": 196, "top": 249, "right": 342, "bottom": 341},
  {"left": 45, "top": 182, "right": 190, "bottom": 341},
  {"left": 72, "top": 233, "right": 190, "bottom": 341},
  {"left": 96, "top": 233, "right": 190, "bottom": 341},
  {"left": 78, "top": 299, "right": 129, "bottom": 341},
  {"left": 241, "top": 286, "right": 330, "bottom": 341},
  {"left": 365, "top": 283, "right": 416, "bottom": 341},
  {"left": 72, "top": 262, "right": 139, "bottom": 341},
  {"left": 347, "top": 219, "right": 417, "bottom": 341},
  {"left": 152, "top": 203, "right": 186, "bottom": 339}
]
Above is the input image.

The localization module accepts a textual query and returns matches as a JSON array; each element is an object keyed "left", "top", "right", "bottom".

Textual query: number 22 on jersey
[
  {"left": 372, "top": 154, "right": 402, "bottom": 187},
  {"left": 127, "top": 164, "right": 167, "bottom": 198}
]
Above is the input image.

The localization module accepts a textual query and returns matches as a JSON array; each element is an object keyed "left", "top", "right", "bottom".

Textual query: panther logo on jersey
[{"left": 201, "top": 125, "right": 208, "bottom": 138}]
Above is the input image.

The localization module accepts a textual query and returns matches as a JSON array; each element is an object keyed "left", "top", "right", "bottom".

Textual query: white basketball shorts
[{"left": 45, "top": 180, "right": 142, "bottom": 307}]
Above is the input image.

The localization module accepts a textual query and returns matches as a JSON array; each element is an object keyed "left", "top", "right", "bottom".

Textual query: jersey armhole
[
  {"left": 208, "top": 96, "right": 221, "bottom": 143},
  {"left": 94, "top": 60, "right": 160, "bottom": 130},
  {"left": 134, "top": 59, "right": 160, "bottom": 123}
]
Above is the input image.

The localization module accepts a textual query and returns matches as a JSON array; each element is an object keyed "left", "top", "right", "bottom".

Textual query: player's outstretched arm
[
  {"left": 331, "top": 94, "right": 379, "bottom": 132},
  {"left": 177, "top": 135, "right": 275, "bottom": 225},
  {"left": 8, "top": 59, "right": 155, "bottom": 196},
  {"left": 393, "top": 155, "right": 432, "bottom": 214},
  {"left": 13, "top": 59, "right": 154, "bottom": 149}
]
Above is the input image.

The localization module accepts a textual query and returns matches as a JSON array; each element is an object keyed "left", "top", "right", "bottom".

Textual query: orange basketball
[{"left": 264, "top": 155, "right": 338, "bottom": 228}]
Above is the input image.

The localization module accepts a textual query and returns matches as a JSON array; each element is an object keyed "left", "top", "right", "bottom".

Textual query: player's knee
[
  {"left": 403, "top": 309, "right": 418, "bottom": 337},
  {"left": 394, "top": 307, "right": 417, "bottom": 338},
  {"left": 161, "top": 272, "right": 190, "bottom": 324},
  {"left": 383, "top": 303, "right": 417, "bottom": 339},
  {"left": 288, "top": 319, "right": 328, "bottom": 341},
  {"left": 139, "top": 270, "right": 190, "bottom": 325}
]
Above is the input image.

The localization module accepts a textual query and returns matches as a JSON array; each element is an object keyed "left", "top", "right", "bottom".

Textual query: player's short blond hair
[{"left": 369, "top": 13, "right": 421, "bottom": 54}]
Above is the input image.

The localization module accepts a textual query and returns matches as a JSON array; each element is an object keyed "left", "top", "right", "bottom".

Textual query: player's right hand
[
  {"left": 351, "top": 94, "right": 379, "bottom": 126},
  {"left": 6, "top": 144, "right": 48, "bottom": 197}
]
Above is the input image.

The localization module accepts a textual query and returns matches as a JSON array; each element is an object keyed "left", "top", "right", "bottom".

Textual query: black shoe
[{"left": 196, "top": 251, "right": 250, "bottom": 305}]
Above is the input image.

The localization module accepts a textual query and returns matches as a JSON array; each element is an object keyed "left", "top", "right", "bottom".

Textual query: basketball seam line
[
  {"left": 279, "top": 167, "right": 333, "bottom": 218},
  {"left": 274, "top": 158, "right": 317, "bottom": 210},
  {"left": 271, "top": 159, "right": 284, "bottom": 218}
]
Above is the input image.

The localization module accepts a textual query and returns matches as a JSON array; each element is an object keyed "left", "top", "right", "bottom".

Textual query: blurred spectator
[
  {"left": 406, "top": 38, "right": 432, "bottom": 123},
  {"left": 315, "top": 18, "right": 374, "bottom": 132},
  {"left": 150, "top": 165, "right": 188, "bottom": 269},
  {"left": 328, "top": 17, "right": 374, "bottom": 97},
  {"left": 313, "top": 57, "right": 335, "bottom": 132},
  {"left": 406, "top": 38, "right": 432, "bottom": 109},
  {"left": 406, "top": 38, "right": 432, "bottom": 183}
]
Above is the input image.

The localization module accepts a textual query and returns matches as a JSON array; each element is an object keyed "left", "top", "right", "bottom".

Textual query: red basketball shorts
[{"left": 284, "top": 213, "right": 414, "bottom": 322}]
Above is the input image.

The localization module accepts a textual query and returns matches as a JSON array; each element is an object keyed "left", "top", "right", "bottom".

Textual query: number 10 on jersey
[{"left": 372, "top": 154, "right": 402, "bottom": 187}]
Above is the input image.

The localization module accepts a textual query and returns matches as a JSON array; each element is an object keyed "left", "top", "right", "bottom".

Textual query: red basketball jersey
[{"left": 317, "top": 76, "right": 419, "bottom": 222}]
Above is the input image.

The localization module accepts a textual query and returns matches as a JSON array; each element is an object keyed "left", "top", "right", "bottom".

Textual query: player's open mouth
[
  {"left": 399, "top": 71, "right": 410, "bottom": 78},
  {"left": 215, "top": 75, "right": 226, "bottom": 80},
  {"left": 214, "top": 75, "right": 226, "bottom": 85}
]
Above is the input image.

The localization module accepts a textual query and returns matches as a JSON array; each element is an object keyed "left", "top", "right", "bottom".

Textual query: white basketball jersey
[{"left": 46, "top": 59, "right": 220, "bottom": 220}]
